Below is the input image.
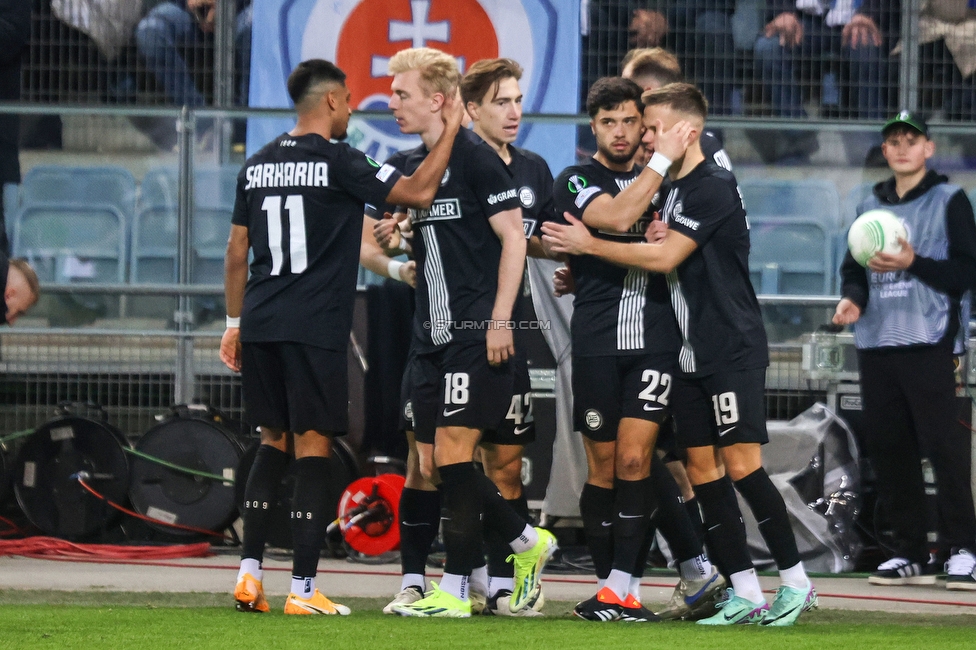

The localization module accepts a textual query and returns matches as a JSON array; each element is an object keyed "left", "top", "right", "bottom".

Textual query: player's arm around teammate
[{"left": 219, "top": 57, "right": 462, "bottom": 617}]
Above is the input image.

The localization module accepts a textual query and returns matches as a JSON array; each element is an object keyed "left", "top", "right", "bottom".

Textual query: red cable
[
  {"left": 75, "top": 477, "right": 233, "bottom": 541},
  {"left": 0, "top": 514, "right": 23, "bottom": 535},
  {"left": 0, "top": 536, "right": 212, "bottom": 560}
]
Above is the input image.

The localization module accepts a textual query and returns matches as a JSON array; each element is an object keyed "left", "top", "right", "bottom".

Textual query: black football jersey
[
  {"left": 701, "top": 130, "right": 732, "bottom": 171},
  {"left": 509, "top": 145, "right": 557, "bottom": 239},
  {"left": 384, "top": 129, "right": 521, "bottom": 352},
  {"left": 658, "top": 160, "right": 768, "bottom": 376},
  {"left": 232, "top": 132, "right": 402, "bottom": 349},
  {"left": 553, "top": 158, "right": 680, "bottom": 358}
]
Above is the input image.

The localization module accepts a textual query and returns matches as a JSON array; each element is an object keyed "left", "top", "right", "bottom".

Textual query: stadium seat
[
  {"left": 749, "top": 217, "right": 833, "bottom": 295},
  {"left": 20, "top": 165, "right": 136, "bottom": 219},
  {"left": 3, "top": 182, "right": 18, "bottom": 245},
  {"left": 12, "top": 166, "right": 135, "bottom": 285},
  {"left": 134, "top": 165, "right": 238, "bottom": 285},
  {"left": 133, "top": 167, "right": 180, "bottom": 284},
  {"left": 12, "top": 203, "right": 128, "bottom": 287},
  {"left": 192, "top": 165, "right": 238, "bottom": 285},
  {"left": 739, "top": 178, "right": 842, "bottom": 230}
]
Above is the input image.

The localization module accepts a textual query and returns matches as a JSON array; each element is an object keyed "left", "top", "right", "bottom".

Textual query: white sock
[
  {"left": 679, "top": 554, "right": 713, "bottom": 581},
  {"left": 470, "top": 565, "right": 489, "bottom": 596},
  {"left": 439, "top": 572, "right": 469, "bottom": 601},
  {"left": 291, "top": 576, "right": 314, "bottom": 599},
  {"left": 729, "top": 568, "right": 764, "bottom": 605},
  {"left": 597, "top": 578, "right": 607, "bottom": 591},
  {"left": 509, "top": 524, "right": 538, "bottom": 554},
  {"left": 238, "top": 558, "right": 262, "bottom": 582},
  {"left": 779, "top": 562, "right": 810, "bottom": 590},
  {"left": 628, "top": 576, "right": 642, "bottom": 602},
  {"left": 488, "top": 575, "right": 514, "bottom": 597},
  {"left": 605, "top": 569, "right": 631, "bottom": 601},
  {"left": 401, "top": 573, "right": 425, "bottom": 592}
]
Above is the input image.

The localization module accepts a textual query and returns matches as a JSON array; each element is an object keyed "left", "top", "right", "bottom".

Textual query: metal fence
[
  {"left": 20, "top": 1, "right": 976, "bottom": 122},
  {"left": 4, "top": 0, "right": 976, "bottom": 439}
]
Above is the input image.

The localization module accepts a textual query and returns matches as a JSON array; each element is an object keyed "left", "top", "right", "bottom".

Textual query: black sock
[
  {"left": 632, "top": 522, "right": 655, "bottom": 579},
  {"left": 684, "top": 496, "right": 705, "bottom": 544},
  {"left": 734, "top": 467, "right": 800, "bottom": 570},
  {"left": 290, "top": 456, "right": 330, "bottom": 578},
  {"left": 476, "top": 472, "right": 529, "bottom": 546},
  {"left": 438, "top": 462, "right": 485, "bottom": 577},
  {"left": 398, "top": 487, "right": 441, "bottom": 577},
  {"left": 580, "top": 483, "right": 615, "bottom": 580},
  {"left": 487, "top": 493, "right": 530, "bottom": 578},
  {"left": 241, "top": 444, "right": 291, "bottom": 562},
  {"left": 611, "top": 477, "right": 652, "bottom": 573},
  {"left": 694, "top": 475, "right": 753, "bottom": 577},
  {"left": 651, "top": 454, "right": 702, "bottom": 563}
]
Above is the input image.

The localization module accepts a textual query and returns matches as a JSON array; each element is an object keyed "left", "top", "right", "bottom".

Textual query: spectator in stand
[
  {"left": 907, "top": 0, "right": 976, "bottom": 121},
  {"left": 628, "top": 2, "right": 739, "bottom": 115},
  {"left": 135, "top": 0, "right": 252, "bottom": 148},
  {"left": 0, "top": 0, "right": 30, "bottom": 254},
  {"left": 754, "top": 1, "right": 892, "bottom": 120}
]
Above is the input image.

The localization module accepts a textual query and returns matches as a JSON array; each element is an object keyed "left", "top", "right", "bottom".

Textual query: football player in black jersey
[
  {"left": 549, "top": 77, "right": 718, "bottom": 622},
  {"left": 622, "top": 47, "right": 732, "bottom": 171},
  {"left": 221, "top": 58, "right": 463, "bottom": 616},
  {"left": 460, "top": 57, "right": 558, "bottom": 616},
  {"left": 620, "top": 47, "right": 734, "bottom": 620},
  {"left": 374, "top": 47, "right": 556, "bottom": 619},
  {"left": 543, "top": 83, "right": 816, "bottom": 627}
]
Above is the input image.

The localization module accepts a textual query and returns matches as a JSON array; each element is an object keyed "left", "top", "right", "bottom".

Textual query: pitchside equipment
[
  {"left": 847, "top": 209, "right": 908, "bottom": 266},
  {"left": 331, "top": 474, "right": 405, "bottom": 555},
  {"left": 14, "top": 405, "right": 131, "bottom": 539},
  {"left": 128, "top": 405, "right": 246, "bottom": 537}
]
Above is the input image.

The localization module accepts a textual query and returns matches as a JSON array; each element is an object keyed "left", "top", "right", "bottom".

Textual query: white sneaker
[
  {"left": 486, "top": 589, "right": 544, "bottom": 617},
  {"left": 470, "top": 590, "right": 488, "bottom": 615},
  {"left": 946, "top": 548, "right": 976, "bottom": 591},
  {"left": 382, "top": 585, "right": 424, "bottom": 614}
]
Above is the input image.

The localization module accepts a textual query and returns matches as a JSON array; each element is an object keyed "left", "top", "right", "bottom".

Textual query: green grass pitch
[{"left": 0, "top": 592, "right": 974, "bottom": 649}]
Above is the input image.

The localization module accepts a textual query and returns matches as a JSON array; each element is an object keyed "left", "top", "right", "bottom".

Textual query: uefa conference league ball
[{"left": 847, "top": 209, "right": 908, "bottom": 267}]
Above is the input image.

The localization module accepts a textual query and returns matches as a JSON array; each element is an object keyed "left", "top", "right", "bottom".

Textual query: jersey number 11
[{"left": 262, "top": 195, "right": 308, "bottom": 275}]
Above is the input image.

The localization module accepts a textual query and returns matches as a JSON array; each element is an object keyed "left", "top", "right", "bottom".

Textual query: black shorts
[
  {"left": 411, "top": 341, "right": 514, "bottom": 444},
  {"left": 656, "top": 418, "right": 685, "bottom": 463},
  {"left": 671, "top": 367, "right": 768, "bottom": 449},
  {"left": 572, "top": 354, "right": 674, "bottom": 443},
  {"left": 399, "top": 352, "right": 440, "bottom": 445},
  {"left": 240, "top": 341, "right": 347, "bottom": 435},
  {"left": 399, "top": 351, "right": 417, "bottom": 433},
  {"left": 482, "top": 350, "right": 536, "bottom": 446}
]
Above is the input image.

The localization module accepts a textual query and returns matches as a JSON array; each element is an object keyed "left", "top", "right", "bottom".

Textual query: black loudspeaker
[
  {"left": 128, "top": 406, "right": 247, "bottom": 537},
  {"left": 14, "top": 412, "right": 131, "bottom": 539},
  {"left": 234, "top": 438, "right": 360, "bottom": 549}
]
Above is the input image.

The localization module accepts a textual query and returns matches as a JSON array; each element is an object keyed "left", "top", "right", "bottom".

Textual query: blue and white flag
[{"left": 247, "top": 0, "right": 579, "bottom": 173}]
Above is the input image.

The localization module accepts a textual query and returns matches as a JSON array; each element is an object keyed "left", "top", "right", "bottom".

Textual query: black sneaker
[
  {"left": 573, "top": 587, "right": 624, "bottom": 622},
  {"left": 945, "top": 548, "right": 976, "bottom": 591},
  {"left": 619, "top": 601, "right": 661, "bottom": 622},
  {"left": 868, "top": 557, "right": 937, "bottom": 586}
]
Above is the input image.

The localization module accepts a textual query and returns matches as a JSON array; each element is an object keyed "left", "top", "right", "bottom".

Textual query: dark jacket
[{"left": 0, "top": 0, "right": 31, "bottom": 185}]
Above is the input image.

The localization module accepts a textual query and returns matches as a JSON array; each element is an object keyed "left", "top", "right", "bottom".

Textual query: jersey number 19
[{"left": 262, "top": 195, "right": 308, "bottom": 275}]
